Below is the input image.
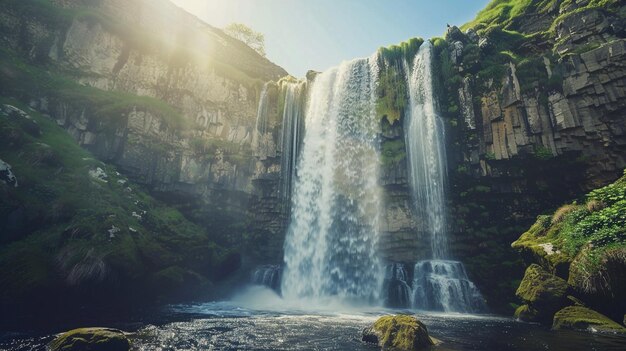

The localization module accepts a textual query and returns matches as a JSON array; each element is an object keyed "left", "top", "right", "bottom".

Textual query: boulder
[
  {"left": 514, "top": 304, "right": 540, "bottom": 323},
  {"left": 552, "top": 306, "right": 626, "bottom": 334},
  {"left": 516, "top": 264, "right": 568, "bottom": 308},
  {"left": 515, "top": 264, "right": 569, "bottom": 323},
  {"left": 49, "top": 328, "right": 130, "bottom": 351},
  {"left": 362, "top": 315, "right": 435, "bottom": 350}
]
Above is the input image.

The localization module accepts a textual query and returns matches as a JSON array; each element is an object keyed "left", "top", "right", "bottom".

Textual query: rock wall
[
  {"left": 438, "top": 1, "right": 626, "bottom": 312},
  {"left": 0, "top": 0, "right": 289, "bottom": 262}
]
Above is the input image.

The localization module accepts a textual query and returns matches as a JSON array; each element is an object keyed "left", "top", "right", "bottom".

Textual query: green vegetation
[
  {"left": 462, "top": 0, "right": 535, "bottom": 32},
  {"left": 512, "top": 171, "right": 626, "bottom": 321},
  {"left": 378, "top": 38, "right": 424, "bottom": 63},
  {"left": 376, "top": 66, "right": 408, "bottom": 125},
  {"left": 374, "top": 38, "right": 425, "bottom": 125},
  {"left": 0, "top": 98, "right": 231, "bottom": 309}
]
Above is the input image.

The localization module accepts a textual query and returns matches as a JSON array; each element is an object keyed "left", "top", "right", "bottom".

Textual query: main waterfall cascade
[
  {"left": 280, "top": 55, "right": 384, "bottom": 304},
  {"left": 389, "top": 42, "right": 486, "bottom": 313},
  {"left": 249, "top": 42, "right": 484, "bottom": 313}
]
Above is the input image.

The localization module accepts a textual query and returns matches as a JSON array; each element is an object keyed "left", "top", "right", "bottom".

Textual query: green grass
[{"left": 462, "top": 0, "right": 535, "bottom": 31}]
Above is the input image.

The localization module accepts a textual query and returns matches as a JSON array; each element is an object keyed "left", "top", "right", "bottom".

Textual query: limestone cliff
[
  {"left": 0, "top": 0, "right": 288, "bottom": 262},
  {"left": 436, "top": 0, "right": 626, "bottom": 312}
]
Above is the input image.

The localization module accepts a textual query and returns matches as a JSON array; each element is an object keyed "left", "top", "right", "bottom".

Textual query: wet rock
[
  {"left": 49, "top": 327, "right": 130, "bottom": 351},
  {"left": 362, "top": 315, "right": 435, "bottom": 350},
  {"left": 0, "top": 160, "right": 18, "bottom": 188},
  {"left": 552, "top": 306, "right": 626, "bottom": 334},
  {"left": 515, "top": 304, "right": 540, "bottom": 323}
]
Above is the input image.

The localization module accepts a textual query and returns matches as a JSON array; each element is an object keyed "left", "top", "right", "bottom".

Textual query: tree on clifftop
[{"left": 223, "top": 23, "right": 266, "bottom": 57}]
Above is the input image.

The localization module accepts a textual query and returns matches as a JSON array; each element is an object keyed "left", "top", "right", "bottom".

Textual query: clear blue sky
[{"left": 171, "top": 0, "right": 490, "bottom": 77}]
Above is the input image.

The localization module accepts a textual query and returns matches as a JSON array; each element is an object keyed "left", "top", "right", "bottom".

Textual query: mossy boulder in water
[
  {"left": 362, "top": 315, "right": 435, "bottom": 350},
  {"left": 49, "top": 328, "right": 130, "bottom": 351},
  {"left": 552, "top": 306, "right": 626, "bottom": 334}
]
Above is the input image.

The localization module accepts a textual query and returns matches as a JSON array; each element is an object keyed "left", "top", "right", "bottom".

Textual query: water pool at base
[{"left": 3, "top": 297, "right": 625, "bottom": 351}]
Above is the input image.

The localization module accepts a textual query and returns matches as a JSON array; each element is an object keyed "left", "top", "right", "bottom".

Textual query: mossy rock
[
  {"left": 552, "top": 306, "right": 626, "bottom": 334},
  {"left": 516, "top": 264, "right": 568, "bottom": 308},
  {"left": 49, "top": 328, "right": 130, "bottom": 351},
  {"left": 514, "top": 304, "right": 540, "bottom": 323},
  {"left": 362, "top": 315, "right": 435, "bottom": 350},
  {"left": 511, "top": 217, "right": 572, "bottom": 277}
]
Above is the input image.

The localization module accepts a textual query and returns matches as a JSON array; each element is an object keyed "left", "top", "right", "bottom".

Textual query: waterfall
[
  {"left": 412, "top": 260, "right": 486, "bottom": 313},
  {"left": 403, "top": 42, "right": 485, "bottom": 313},
  {"left": 279, "top": 82, "right": 305, "bottom": 212},
  {"left": 253, "top": 82, "right": 272, "bottom": 157},
  {"left": 251, "top": 265, "right": 282, "bottom": 293},
  {"left": 404, "top": 42, "right": 449, "bottom": 259},
  {"left": 382, "top": 263, "right": 411, "bottom": 308},
  {"left": 281, "top": 55, "right": 384, "bottom": 304}
]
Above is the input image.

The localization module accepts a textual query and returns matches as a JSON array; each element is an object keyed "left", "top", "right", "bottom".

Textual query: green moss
[
  {"left": 516, "top": 264, "right": 568, "bottom": 307},
  {"left": 462, "top": 0, "right": 535, "bottom": 31},
  {"left": 378, "top": 38, "right": 424, "bottom": 63},
  {"left": 376, "top": 65, "right": 408, "bottom": 125},
  {"left": 515, "top": 304, "right": 540, "bottom": 322},
  {"left": 552, "top": 306, "right": 626, "bottom": 333},
  {"left": 49, "top": 328, "right": 130, "bottom": 351},
  {"left": 532, "top": 145, "right": 554, "bottom": 160},
  {"left": 371, "top": 315, "right": 434, "bottom": 350}
]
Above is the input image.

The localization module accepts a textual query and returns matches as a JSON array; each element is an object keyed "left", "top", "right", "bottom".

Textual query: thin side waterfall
[
  {"left": 281, "top": 55, "right": 384, "bottom": 304},
  {"left": 279, "top": 82, "right": 305, "bottom": 212},
  {"left": 404, "top": 43, "right": 449, "bottom": 259},
  {"left": 253, "top": 82, "right": 271, "bottom": 157},
  {"left": 403, "top": 42, "right": 486, "bottom": 313}
]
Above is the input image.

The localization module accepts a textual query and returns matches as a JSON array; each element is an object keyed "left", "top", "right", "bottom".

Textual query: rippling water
[{"left": 2, "top": 288, "right": 626, "bottom": 351}]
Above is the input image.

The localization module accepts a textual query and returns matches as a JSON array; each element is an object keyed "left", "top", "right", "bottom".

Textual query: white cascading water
[
  {"left": 281, "top": 55, "right": 384, "bottom": 305},
  {"left": 279, "top": 82, "right": 305, "bottom": 212},
  {"left": 404, "top": 42, "right": 485, "bottom": 313},
  {"left": 405, "top": 42, "right": 449, "bottom": 259},
  {"left": 253, "top": 82, "right": 272, "bottom": 158}
]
